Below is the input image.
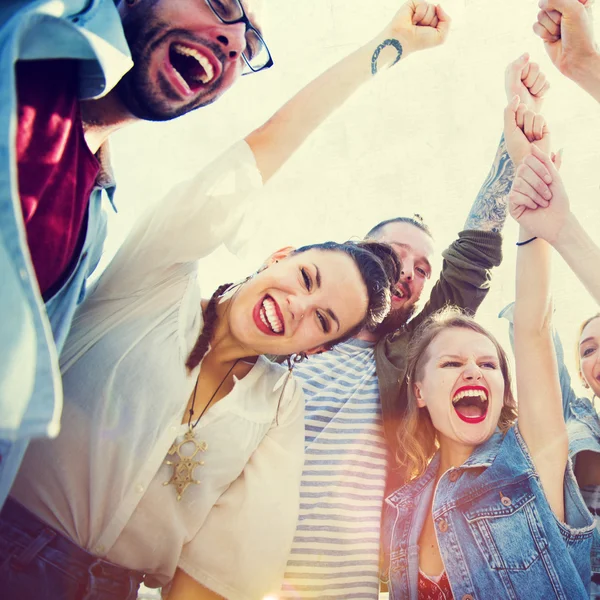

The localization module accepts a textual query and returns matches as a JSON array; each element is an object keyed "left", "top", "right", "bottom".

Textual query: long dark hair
[{"left": 185, "top": 240, "right": 400, "bottom": 371}]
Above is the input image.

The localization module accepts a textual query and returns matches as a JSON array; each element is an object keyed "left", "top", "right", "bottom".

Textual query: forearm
[
  {"left": 569, "top": 52, "right": 600, "bottom": 105},
  {"left": 514, "top": 228, "right": 553, "bottom": 334},
  {"left": 514, "top": 230, "right": 567, "bottom": 506},
  {"left": 463, "top": 135, "right": 513, "bottom": 232},
  {"left": 245, "top": 33, "right": 408, "bottom": 182},
  {"left": 554, "top": 213, "right": 600, "bottom": 304}
]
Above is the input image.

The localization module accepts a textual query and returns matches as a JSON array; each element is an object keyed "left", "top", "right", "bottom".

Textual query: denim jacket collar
[{"left": 386, "top": 430, "right": 505, "bottom": 509}]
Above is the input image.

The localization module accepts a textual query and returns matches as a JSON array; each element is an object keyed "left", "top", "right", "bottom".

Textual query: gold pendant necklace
[
  {"left": 163, "top": 428, "right": 208, "bottom": 501},
  {"left": 163, "top": 359, "right": 239, "bottom": 500}
]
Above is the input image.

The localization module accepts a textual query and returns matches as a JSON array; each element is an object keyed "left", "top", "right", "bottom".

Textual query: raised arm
[
  {"left": 535, "top": 0, "right": 600, "bottom": 103},
  {"left": 246, "top": 0, "right": 451, "bottom": 182},
  {"left": 464, "top": 55, "right": 550, "bottom": 232}
]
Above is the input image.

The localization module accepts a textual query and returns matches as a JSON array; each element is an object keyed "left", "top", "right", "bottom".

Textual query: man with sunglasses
[{"left": 0, "top": 0, "right": 270, "bottom": 509}]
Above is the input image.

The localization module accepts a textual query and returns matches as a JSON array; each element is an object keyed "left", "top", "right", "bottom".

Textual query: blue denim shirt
[
  {"left": 501, "top": 302, "right": 600, "bottom": 587},
  {"left": 381, "top": 427, "right": 595, "bottom": 600},
  {"left": 0, "top": 0, "right": 132, "bottom": 507}
]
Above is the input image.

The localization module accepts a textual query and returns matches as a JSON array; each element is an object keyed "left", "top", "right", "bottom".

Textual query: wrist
[
  {"left": 372, "top": 30, "right": 413, "bottom": 65},
  {"left": 568, "top": 50, "right": 600, "bottom": 93},
  {"left": 553, "top": 211, "right": 580, "bottom": 251}
]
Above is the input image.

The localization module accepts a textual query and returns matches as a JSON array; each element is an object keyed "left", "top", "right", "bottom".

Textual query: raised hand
[
  {"left": 503, "top": 95, "right": 552, "bottom": 167},
  {"left": 505, "top": 54, "right": 550, "bottom": 113},
  {"left": 534, "top": 0, "right": 598, "bottom": 80},
  {"left": 383, "top": 0, "right": 451, "bottom": 57},
  {"left": 509, "top": 144, "right": 570, "bottom": 244}
]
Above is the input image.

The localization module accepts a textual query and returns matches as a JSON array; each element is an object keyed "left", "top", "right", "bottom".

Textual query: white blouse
[{"left": 11, "top": 141, "right": 306, "bottom": 600}]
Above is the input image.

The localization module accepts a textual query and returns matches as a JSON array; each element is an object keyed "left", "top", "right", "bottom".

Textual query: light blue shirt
[{"left": 0, "top": 0, "right": 132, "bottom": 507}]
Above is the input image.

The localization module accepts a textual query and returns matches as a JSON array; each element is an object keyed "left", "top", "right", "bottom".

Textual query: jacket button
[
  {"left": 448, "top": 470, "right": 460, "bottom": 482},
  {"left": 437, "top": 518, "right": 448, "bottom": 533},
  {"left": 462, "top": 595, "right": 474, "bottom": 600},
  {"left": 501, "top": 495, "right": 512, "bottom": 507}
]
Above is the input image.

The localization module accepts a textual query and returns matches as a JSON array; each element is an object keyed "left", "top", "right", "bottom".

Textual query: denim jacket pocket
[{"left": 463, "top": 478, "right": 548, "bottom": 571}]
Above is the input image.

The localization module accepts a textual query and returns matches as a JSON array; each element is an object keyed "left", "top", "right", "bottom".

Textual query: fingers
[
  {"left": 533, "top": 20, "right": 560, "bottom": 42},
  {"left": 524, "top": 152, "right": 553, "bottom": 183},
  {"left": 511, "top": 179, "right": 542, "bottom": 210},
  {"left": 515, "top": 160, "right": 553, "bottom": 207},
  {"left": 434, "top": 4, "right": 452, "bottom": 39},
  {"left": 523, "top": 110, "right": 535, "bottom": 141},
  {"left": 532, "top": 113, "right": 546, "bottom": 140},
  {"left": 413, "top": 1, "right": 429, "bottom": 24},
  {"left": 537, "top": 9, "right": 562, "bottom": 37},
  {"left": 530, "top": 143, "right": 560, "bottom": 179},
  {"left": 539, "top": 0, "right": 587, "bottom": 14}
]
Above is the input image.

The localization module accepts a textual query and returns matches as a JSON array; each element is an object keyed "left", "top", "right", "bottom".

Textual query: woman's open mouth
[
  {"left": 253, "top": 295, "right": 285, "bottom": 336},
  {"left": 452, "top": 386, "right": 488, "bottom": 424},
  {"left": 166, "top": 42, "right": 220, "bottom": 95}
]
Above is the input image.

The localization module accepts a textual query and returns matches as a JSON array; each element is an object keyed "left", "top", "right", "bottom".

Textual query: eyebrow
[
  {"left": 580, "top": 337, "right": 596, "bottom": 346},
  {"left": 392, "top": 243, "right": 432, "bottom": 272},
  {"left": 439, "top": 354, "right": 498, "bottom": 361},
  {"left": 312, "top": 263, "right": 340, "bottom": 332}
]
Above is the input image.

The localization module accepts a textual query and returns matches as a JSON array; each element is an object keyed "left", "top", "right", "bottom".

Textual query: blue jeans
[{"left": 0, "top": 499, "right": 144, "bottom": 599}]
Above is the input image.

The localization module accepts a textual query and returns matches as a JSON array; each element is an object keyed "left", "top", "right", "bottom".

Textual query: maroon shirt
[
  {"left": 418, "top": 570, "right": 454, "bottom": 600},
  {"left": 16, "top": 59, "right": 100, "bottom": 297}
]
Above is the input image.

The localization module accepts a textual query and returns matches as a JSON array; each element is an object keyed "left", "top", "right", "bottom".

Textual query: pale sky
[{"left": 105, "top": 0, "right": 600, "bottom": 396}]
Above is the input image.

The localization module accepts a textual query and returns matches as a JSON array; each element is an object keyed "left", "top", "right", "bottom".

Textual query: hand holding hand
[
  {"left": 509, "top": 145, "right": 570, "bottom": 244},
  {"left": 384, "top": 1, "right": 451, "bottom": 57},
  {"left": 505, "top": 54, "right": 550, "bottom": 112},
  {"left": 534, "top": 0, "right": 598, "bottom": 81}
]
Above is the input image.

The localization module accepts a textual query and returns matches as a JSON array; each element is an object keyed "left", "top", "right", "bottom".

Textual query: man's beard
[
  {"left": 372, "top": 303, "right": 417, "bottom": 337},
  {"left": 116, "top": 13, "right": 222, "bottom": 122}
]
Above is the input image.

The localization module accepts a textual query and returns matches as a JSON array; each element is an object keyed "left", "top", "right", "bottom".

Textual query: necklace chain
[
  {"left": 163, "top": 358, "right": 241, "bottom": 500},
  {"left": 187, "top": 358, "right": 240, "bottom": 430}
]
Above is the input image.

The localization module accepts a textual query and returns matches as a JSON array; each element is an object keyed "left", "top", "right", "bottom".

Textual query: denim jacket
[
  {"left": 0, "top": 0, "right": 132, "bottom": 506},
  {"left": 381, "top": 427, "right": 595, "bottom": 600},
  {"left": 501, "top": 302, "right": 600, "bottom": 585}
]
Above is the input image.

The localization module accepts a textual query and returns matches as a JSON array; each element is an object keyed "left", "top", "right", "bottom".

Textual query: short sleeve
[
  {"left": 95, "top": 140, "right": 263, "bottom": 297},
  {"left": 178, "top": 378, "right": 305, "bottom": 600}
]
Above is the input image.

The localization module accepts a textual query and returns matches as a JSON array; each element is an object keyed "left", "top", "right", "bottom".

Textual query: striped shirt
[{"left": 280, "top": 338, "right": 387, "bottom": 599}]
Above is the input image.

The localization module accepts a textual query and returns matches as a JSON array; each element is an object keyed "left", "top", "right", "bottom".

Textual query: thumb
[
  {"left": 503, "top": 95, "right": 520, "bottom": 130},
  {"left": 509, "top": 52, "right": 530, "bottom": 75}
]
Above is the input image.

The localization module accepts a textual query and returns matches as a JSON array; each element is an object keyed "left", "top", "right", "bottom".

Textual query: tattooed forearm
[
  {"left": 371, "top": 39, "right": 403, "bottom": 75},
  {"left": 463, "top": 135, "right": 515, "bottom": 233}
]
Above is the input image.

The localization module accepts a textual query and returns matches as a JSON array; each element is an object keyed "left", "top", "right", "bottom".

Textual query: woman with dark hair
[{"left": 0, "top": 1, "right": 451, "bottom": 598}]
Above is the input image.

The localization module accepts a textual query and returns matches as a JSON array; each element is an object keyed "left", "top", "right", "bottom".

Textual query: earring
[{"left": 274, "top": 353, "right": 308, "bottom": 425}]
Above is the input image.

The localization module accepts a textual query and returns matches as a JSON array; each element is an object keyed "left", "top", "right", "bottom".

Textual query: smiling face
[
  {"left": 579, "top": 316, "right": 600, "bottom": 397},
  {"left": 371, "top": 222, "right": 435, "bottom": 333},
  {"left": 413, "top": 327, "right": 506, "bottom": 448},
  {"left": 116, "top": 0, "right": 265, "bottom": 120},
  {"left": 226, "top": 248, "right": 369, "bottom": 356}
]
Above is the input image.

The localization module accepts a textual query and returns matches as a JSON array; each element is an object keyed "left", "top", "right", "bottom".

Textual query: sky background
[{"left": 105, "top": 0, "right": 600, "bottom": 397}]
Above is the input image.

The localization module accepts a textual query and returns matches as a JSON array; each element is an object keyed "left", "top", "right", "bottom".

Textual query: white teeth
[
  {"left": 261, "top": 298, "right": 283, "bottom": 334},
  {"left": 452, "top": 389, "right": 488, "bottom": 404},
  {"left": 172, "top": 43, "right": 215, "bottom": 84}
]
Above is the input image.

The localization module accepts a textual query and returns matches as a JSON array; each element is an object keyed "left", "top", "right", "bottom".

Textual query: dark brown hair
[{"left": 185, "top": 240, "right": 400, "bottom": 371}]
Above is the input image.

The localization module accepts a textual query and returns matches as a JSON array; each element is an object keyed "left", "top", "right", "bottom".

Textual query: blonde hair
[{"left": 396, "top": 307, "right": 517, "bottom": 481}]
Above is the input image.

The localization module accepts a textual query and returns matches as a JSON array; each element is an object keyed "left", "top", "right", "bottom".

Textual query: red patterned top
[{"left": 418, "top": 569, "right": 454, "bottom": 600}]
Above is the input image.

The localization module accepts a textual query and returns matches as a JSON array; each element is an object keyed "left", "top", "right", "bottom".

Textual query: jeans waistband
[{"left": 1, "top": 498, "right": 145, "bottom": 595}]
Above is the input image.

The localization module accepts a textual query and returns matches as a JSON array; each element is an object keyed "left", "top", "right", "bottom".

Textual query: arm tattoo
[
  {"left": 463, "top": 135, "right": 515, "bottom": 233},
  {"left": 371, "top": 39, "right": 403, "bottom": 75}
]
